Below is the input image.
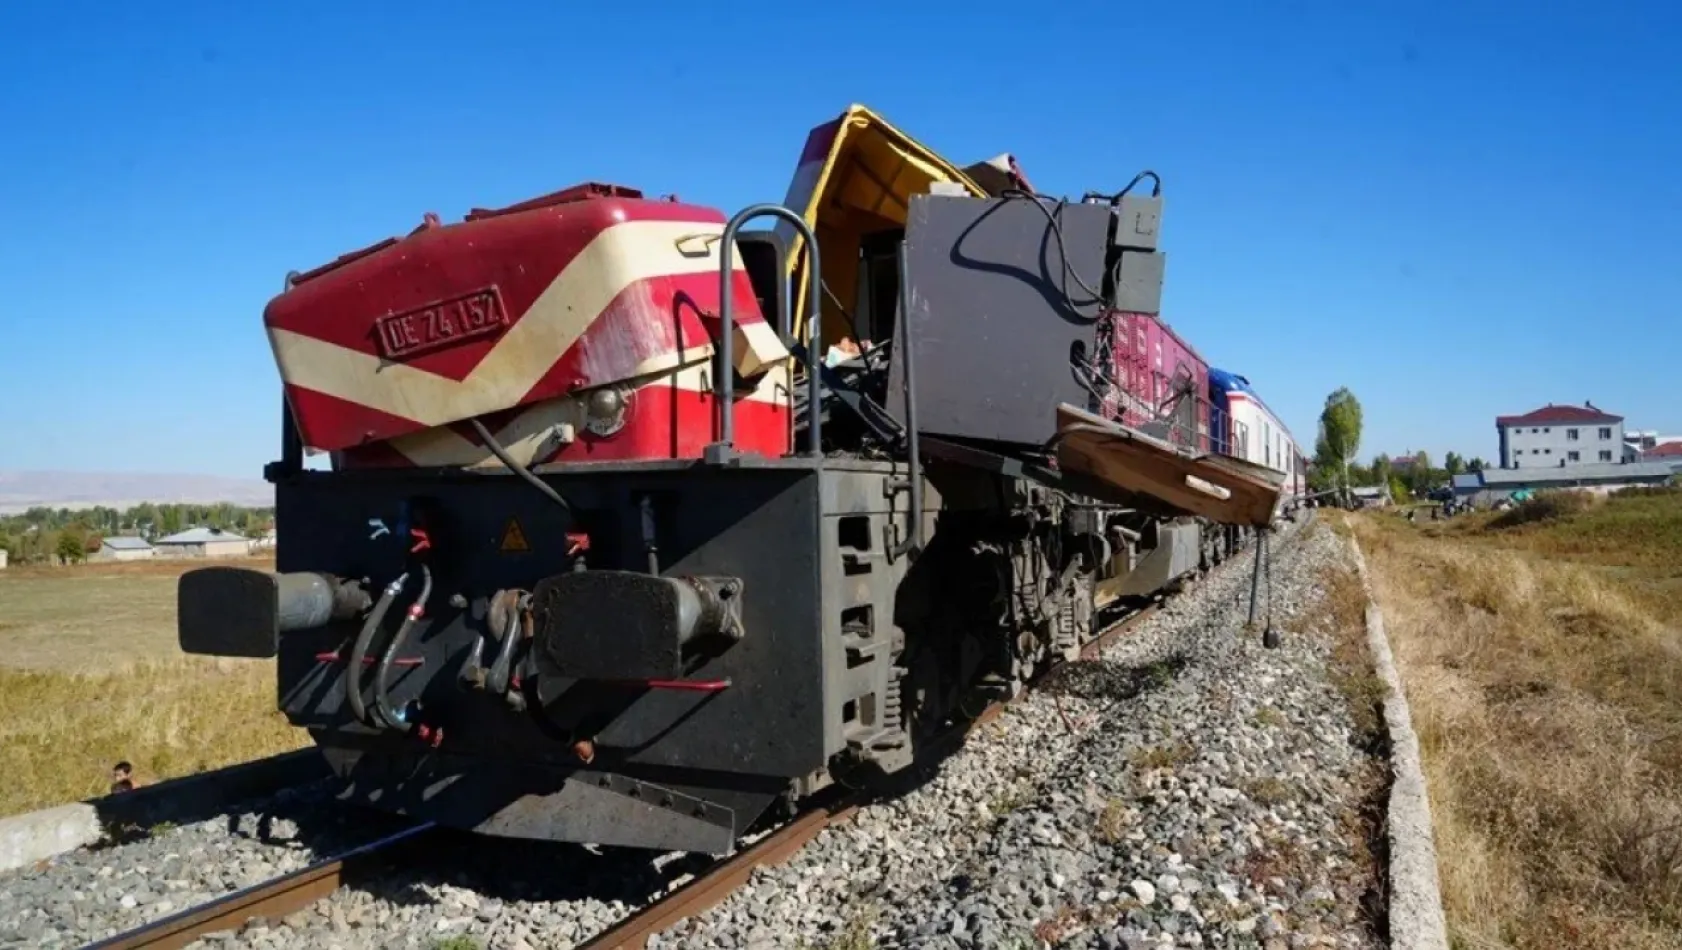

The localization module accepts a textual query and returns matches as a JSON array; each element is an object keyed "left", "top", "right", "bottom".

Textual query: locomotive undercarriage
[{"left": 195, "top": 451, "right": 1243, "bottom": 854}]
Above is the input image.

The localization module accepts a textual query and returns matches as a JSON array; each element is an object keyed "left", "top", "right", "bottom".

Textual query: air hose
[
  {"left": 345, "top": 573, "right": 406, "bottom": 727},
  {"left": 486, "top": 598, "right": 524, "bottom": 698},
  {"left": 373, "top": 563, "right": 433, "bottom": 732}
]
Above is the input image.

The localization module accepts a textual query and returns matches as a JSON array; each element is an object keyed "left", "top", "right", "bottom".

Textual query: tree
[
  {"left": 1444, "top": 452, "right": 1465, "bottom": 476},
  {"left": 1372, "top": 453, "right": 1393, "bottom": 486},
  {"left": 1317, "top": 387, "right": 1364, "bottom": 503},
  {"left": 56, "top": 529, "right": 86, "bottom": 564},
  {"left": 1467, "top": 456, "right": 1488, "bottom": 472},
  {"left": 1389, "top": 476, "right": 1410, "bottom": 505}
]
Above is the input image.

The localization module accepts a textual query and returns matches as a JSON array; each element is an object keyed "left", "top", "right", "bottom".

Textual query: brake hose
[
  {"left": 345, "top": 573, "right": 406, "bottom": 727},
  {"left": 486, "top": 595, "right": 526, "bottom": 697},
  {"left": 373, "top": 563, "right": 433, "bottom": 732}
]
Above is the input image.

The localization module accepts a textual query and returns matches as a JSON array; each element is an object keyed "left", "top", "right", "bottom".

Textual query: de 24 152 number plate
[{"left": 373, "top": 287, "right": 510, "bottom": 361}]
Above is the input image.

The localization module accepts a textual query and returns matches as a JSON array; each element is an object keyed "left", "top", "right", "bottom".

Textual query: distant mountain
[{"left": 0, "top": 470, "right": 273, "bottom": 514}]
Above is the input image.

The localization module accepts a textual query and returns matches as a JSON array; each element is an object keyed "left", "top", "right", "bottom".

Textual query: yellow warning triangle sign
[{"left": 499, "top": 517, "right": 530, "bottom": 553}]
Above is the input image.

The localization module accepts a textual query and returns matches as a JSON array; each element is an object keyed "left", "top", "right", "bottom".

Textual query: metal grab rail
[
  {"left": 888, "top": 239, "right": 923, "bottom": 559},
  {"left": 709, "top": 204, "right": 823, "bottom": 462}
]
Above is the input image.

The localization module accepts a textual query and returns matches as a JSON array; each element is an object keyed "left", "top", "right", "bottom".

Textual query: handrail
[
  {"left": 888, "top": 240, "right": 924, "bottom": 559},
  {"left": 710, "top": 204, "right": 823, "bottom": 462}
]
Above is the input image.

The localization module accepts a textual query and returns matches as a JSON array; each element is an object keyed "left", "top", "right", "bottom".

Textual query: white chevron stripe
[
  {"left": 269, "top": 218, "right": 789, "bottom": 431},
  {"left": 382, "top": 358, "right": 793, "bottom": 468}
]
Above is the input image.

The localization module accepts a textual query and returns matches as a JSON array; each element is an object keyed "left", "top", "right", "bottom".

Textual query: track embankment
[
  {"left": 1, "top": 517, "right": 1429, "bottom": 950},
  {"left": 647, "top": 517, "right": 1393, "bottom": 949},
  {"left": 1347, "top": 534, "right": 1450, "bottom": 950},
  {"left": 0, "top": 759, "right": 409, "bottom": 949}
]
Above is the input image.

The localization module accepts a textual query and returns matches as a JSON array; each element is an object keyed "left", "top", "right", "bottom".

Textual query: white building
[
  {"left": 97, "top": 536, "right": 155, "bottom": 561},
  {"left": 153, "top": 527, "right": 250, "bottom": 559},
  {"left": 1495, "top": 402, "right": 1624, "bottom": 469}
]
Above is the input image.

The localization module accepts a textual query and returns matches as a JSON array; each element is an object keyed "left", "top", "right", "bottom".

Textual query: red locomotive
[{"left": 180, "top": 105, "right": 1288, "bottom": 853}]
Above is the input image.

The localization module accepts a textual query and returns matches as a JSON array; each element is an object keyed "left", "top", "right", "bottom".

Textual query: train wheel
[{"left": 902, "top": 647, "right": 946, "bottom": 743}]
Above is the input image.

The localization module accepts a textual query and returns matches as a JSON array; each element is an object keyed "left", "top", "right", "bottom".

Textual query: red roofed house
[
  {"left": 1388, "top": 451, "right": 1427, "bottom": 472},
  {"left": 1644, "top": 441, "right": 1682, "bottom": 461},
  {"left": 1495, "top": 401, "right": 1623, "bottom": 469}
]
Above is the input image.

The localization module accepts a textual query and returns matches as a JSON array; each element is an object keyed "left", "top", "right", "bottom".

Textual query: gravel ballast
[
  {"left": 1, "top": 516, "right": 1385, "bottom": 950},
  {"left": 651, "top": 516, "right": 1386, "bottom": 949},
  {"left": 0, "top": 779, "right": 413, "bottom": 950}
]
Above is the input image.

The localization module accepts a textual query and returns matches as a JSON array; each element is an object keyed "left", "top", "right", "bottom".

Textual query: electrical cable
[
  {"left": 470, "top": 418, "right": 571, "bottom": 514},
  {"left": 1082, "top": 170, "right": 1163, "bottom": 204},
  {"left": 819, "top": 278, "right": 863, "bottom": 343},
  {"left": 996, "top": 188, "right": 1107, "bottom": 321}
]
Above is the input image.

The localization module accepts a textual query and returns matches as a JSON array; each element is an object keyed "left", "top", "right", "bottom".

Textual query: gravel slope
[
  {"left": 202, "top": 827, "right": 711, "bottom": 950},
  {"left": 651, "top": 516, "right": 1384, "bottom": 950},
  {"left": 0, "top": 780, "right": 413, "bottom": 949},
  {"left": 1, "top": 517, "right": 1381, "bottom": 950}
]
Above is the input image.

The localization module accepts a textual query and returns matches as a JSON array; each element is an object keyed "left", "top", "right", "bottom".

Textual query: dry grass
[
  {"left": 1128, "top": 740, "right": 1194, "bottom": 771},
  {"left": 0, "top": 659, "right": 306, "bottom": 815},
  {"left": 1351, "top": 491, "right": 1682, "bottom": 950},
  {"left": 1302, "top": 528, "right": 1391, "bottom": 936},
  {"left": 0, "top": 555, "right": 305, "bottom": 815},
  {"left": 0, "top": 555, "right": 276, "bottom": 672}
]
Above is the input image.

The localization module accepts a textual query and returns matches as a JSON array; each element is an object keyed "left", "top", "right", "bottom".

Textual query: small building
[
  {"left": 0, "top": 549, "right": 7, "bottom": 570},
  {"left": 1450, "top": 472, "right": 1483, "bottom": 500},
  {"left": 1466, "top": 460, "right": 1680, "bottom": 501},
  {"left": 1642, "top": 442, "right": 1682, "bottom": 463},
  {"left": 97, "top": 536, "right": 155, "bottom": 561},
  {"left": 1388, "top": 452, "right": 1426, "bottom": 473},
  {"left": 1496, "top": 402, "right": 1624, "bottom": 469},
  {"left": 1350, "top": 485, "right": 1391, "bottom": 508},
  {"left": 153, "top": 527, "right": 250, "bottom": 559}
]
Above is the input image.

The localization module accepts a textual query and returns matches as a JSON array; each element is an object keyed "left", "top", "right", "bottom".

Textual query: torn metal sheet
[{"left": 1053, "top": 403, "right": 1286, "bottom": 527}]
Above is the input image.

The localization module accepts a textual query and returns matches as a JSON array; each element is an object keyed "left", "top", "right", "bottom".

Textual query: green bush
[{"left": 1487, "top": 491, "right": 1592, "bottom": 530}]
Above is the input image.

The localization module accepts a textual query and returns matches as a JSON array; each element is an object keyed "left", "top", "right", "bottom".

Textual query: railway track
[
  {"left": 576, "top": 599, "right": 1164, "bottom": 950},
  {"left": 80, "top": 823, "right": 436, "bottom": 950},
  {"left": 76, "top": 535, "right": 1272, "bottom": 950}
]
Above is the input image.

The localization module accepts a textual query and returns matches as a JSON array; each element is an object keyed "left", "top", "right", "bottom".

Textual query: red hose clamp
[{"left": 409, "top": 526, "right": 432, "bottom": 555}]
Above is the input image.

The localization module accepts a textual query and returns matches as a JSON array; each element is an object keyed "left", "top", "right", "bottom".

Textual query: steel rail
[
  {"left": 78, "top": 822, "right": 437, "bottom": 950},
  {"left": 577, "top": 529, "right": 1288, "bottom": 949},
  {"left": 86, "top": 533, "right": 1281, "bottom": 950},
  {"left": 577, "top": 596, "right": 1181, "bottom": 949}
]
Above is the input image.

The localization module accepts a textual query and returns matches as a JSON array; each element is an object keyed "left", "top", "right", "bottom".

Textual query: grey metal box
[
  {"left": 1112, "top": 248, "right": 1165, "bottom": 314},
  {"left": 885, "top": 193, "right": 1112, "bottom": 450},
  {"left": 1112, "top": 195, "right": 1162, "bottom": 251}
]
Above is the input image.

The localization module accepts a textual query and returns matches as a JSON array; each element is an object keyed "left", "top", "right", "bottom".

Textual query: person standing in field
[{"left": 109, "top": 761, "right": 139, "bottom": 794}]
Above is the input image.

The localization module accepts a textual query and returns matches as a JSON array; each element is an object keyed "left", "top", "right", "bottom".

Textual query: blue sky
[{"left": 1, "top": 1, "right": 1678, "bottom": 477}]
